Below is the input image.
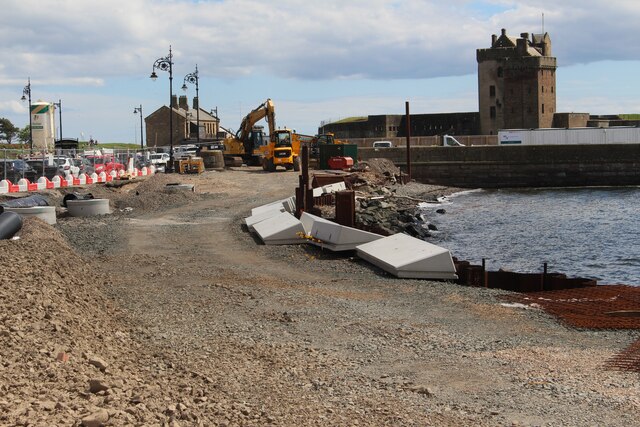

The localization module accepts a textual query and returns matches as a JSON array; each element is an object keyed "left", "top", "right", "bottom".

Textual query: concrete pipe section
[
  {"left": 66, "top": 199, "right": 111, "bottom": 217},
  {"left": 1, "top": 206, "right": 57, "bottom": 225}
]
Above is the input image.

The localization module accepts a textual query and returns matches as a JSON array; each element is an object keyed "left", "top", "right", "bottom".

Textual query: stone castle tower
[{"left": 477, "top": 29, "right": 557, "bottom": 135}]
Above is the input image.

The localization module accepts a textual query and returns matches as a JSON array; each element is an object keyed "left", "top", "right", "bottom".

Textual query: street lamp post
[
  {"left": 53, "top": 99, "right": 62, "bottom": 142},
  {"left": 20, "top": 78, "right": 33, "bottom": 152},
  {"left": 150, "top": 46, "right": 174, "bottom": 172},
  {"left": 181, "top": 64, "right": 200, "bottom": 144},
  {"left": 133, "top": 105, "right": 144, "bottom": 150}
]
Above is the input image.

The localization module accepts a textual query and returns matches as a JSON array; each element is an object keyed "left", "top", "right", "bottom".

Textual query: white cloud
[
  {"left": 0, "top": 100, "right": 26, "bottom": 114},
  {"left": 2, "top": 0, "right": 639, "bottom": 83}
]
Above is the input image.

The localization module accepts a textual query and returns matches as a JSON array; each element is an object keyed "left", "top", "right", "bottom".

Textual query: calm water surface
[{"left": 425, "top": 187, "right": 640, "bottom": 285}]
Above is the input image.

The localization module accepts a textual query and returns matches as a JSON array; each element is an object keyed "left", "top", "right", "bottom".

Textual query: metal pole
[
  {"left": 405, "top": 101, "right": 411, "bottom": 181},
  {"left": 195, "top": 65, "right": 200, "bottom": 145},
  {"left": 169, "top": 46, "right": 174, "bottom": 172},
  {"left": 151, "top": 46, "right": 174, "bottom": 172},
  {"left": 58, "top": 99, "right": 62, "bottom": 141},
  {"left": 139, "top": 104, "right": 144, "bottom": 150},
  {"left": 22, "top": 77, "right": 33, "bottom": 153}
]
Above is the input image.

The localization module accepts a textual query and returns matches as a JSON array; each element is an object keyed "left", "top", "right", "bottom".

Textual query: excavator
[{"left": 222, "top": 99, "right": 274, "bottom": 166}]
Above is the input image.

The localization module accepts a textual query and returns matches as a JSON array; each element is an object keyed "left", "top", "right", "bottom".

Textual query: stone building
[
  {"left": 145, "top": 95, "right": 220, "bottom": 148},
  {"left": 477, "top": 29, "right": 557, "bottom": 135},
  {"left": 319, "top": 112, "right": 480, "bottom": 139}
]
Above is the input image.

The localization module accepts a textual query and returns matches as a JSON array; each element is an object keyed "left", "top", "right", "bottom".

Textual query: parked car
[
  {"left": 72, "top": 158, "right": 95, "bottom": 175},
  {"left": 53, "top": 156, "right": 80, "bottom": 177},
  {"left": 85, "top": 156, "right": 125, "bottom": 175},
  {"left": 149, "top": 153, "right": 170, "bottom": 168},
  {"left": 25, "top": 160, "right": 64, "bottom": 180},
  {"left": 372, "top": 141, "right": 393, "bottom": 148},
  {"left": 0, "top": 159, "right": 38, "bottom": 183}
]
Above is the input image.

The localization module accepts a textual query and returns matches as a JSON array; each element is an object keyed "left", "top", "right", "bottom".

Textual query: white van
[
  {"left": 372, "top": 141, "right": 393, "bottom": 148},
  {"left": 174, "top": 145, "right": 198, "bottom": 158}
]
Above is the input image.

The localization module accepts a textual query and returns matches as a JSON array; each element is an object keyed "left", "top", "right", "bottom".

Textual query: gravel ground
[{"left": 1, "top": 165, "right": 639, "bottom": 426}]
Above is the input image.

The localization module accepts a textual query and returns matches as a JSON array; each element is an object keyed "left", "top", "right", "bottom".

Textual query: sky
[{"left": 2, "top": 0, "right": 640, "bottom": 144}]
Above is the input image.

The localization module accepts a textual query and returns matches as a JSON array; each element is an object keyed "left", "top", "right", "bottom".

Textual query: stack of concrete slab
[
  {"left": 356, "top": 233, "right": 458, "bottom": 280},
  {"left": 300, "top": 212, "right": 382, "bottom": 251},
  {"left": 312, "top": 182, "right": 347, "bottom": 197},
  {"left": 252, "top": 211, "right": 306, "bottom": 245},
  {"left": 245, "top": 197, "right": 296, "bottom": 231}
]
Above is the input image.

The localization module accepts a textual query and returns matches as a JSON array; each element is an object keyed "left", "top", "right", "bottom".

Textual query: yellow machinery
[
  {"left": 223, "top": 99, "right": 273, "bottom": 166},
  {"left": 310, "top": 132, "right": 343, "bottom": 159},
  {"left": 175, "top": 156, "right": 205, "bottom": 174}
]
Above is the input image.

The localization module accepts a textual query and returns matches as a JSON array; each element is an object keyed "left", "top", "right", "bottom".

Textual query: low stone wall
[{"left": 358, "top": 144, "right": 640, "bottom": 188}]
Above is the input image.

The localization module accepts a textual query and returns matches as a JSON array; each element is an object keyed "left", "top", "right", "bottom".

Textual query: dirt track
[{"left": 2, "top": 167, "right": 639, "bottom": 426}]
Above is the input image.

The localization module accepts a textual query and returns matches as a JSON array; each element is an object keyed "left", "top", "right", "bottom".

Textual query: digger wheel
[{"left": 293, "top": 156, "right": 301, "bottom": 172}]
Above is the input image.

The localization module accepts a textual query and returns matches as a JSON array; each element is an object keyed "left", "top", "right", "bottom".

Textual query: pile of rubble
[{"left": 341, "top": 158, "right": 454, "bottom": 238}]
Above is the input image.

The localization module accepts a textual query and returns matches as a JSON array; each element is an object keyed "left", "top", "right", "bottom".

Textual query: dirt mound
[
  {"left": 357, "top": 158, "right": 401, "bottom": 177},
  {"left": 0, "top": 219, "right": 129, "bottom": 424}
]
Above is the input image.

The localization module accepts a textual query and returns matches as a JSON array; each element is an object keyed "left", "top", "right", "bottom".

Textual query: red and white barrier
[{"left": 0, "top": 168, "right": 155, "bottom": 194}]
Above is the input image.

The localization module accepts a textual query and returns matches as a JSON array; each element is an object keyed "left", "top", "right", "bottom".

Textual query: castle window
[
  {"left": 497, "top": 67, "right": 503, "bottom": 78},
  {"left": 542, "top": 86, "right": 545, "bottom": 93},
  {"left": 542, "top": 104, "right": 545, "bottom": 114},
  {"left": 490, "top": 106, "right": 496, "bottom": 119},
  {"left": 551, "top": 86, "right": 554, "bottom": 93},
  {"left": 490, "top": 85, "right": 496, "bottom": 97}
]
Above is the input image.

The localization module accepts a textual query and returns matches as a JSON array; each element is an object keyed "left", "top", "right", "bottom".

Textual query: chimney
[
  {"left": 517, "top": 33, "right": 529, "bottom": 55},
  {"left": 179, "top": 95, "right": 189, "bottom": 110},
  {"left": 491, "top": 34, "right": 497, "bottom": 46},
  {"left": 193, "top": 96, "right": 199, "bottom": 110},
  {"left": 171, "top": 95, "right": 178, "bottom": 109},
  {"left": 501, "top": 28, "right": 506, "bottom": 36}
]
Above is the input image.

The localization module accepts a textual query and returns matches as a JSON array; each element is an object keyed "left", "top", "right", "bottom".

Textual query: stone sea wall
[{"left": 358, "top": 144, "right": 640, "bottom": 188}]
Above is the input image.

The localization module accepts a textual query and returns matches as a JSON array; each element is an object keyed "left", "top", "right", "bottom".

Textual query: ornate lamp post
[
  {"left": 150, "top": 46, "right": 174, "bottom": 172},
  {"left": 53, "top": 99, "right": 62, "bottom": 142},
  {"left": 133, "top": 105, "right": 144, "bottom": 150},
  {"left": 20, "top": 78, "right": 33, "bottom": 152},
  {"left": 181, "top": 64, "right": 200, "bottom": 144}
]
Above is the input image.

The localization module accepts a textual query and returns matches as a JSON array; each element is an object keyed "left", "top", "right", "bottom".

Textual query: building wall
[
  {"left": 320, "top": 113, "right": 480, "bottom": 139},
  {"left": 145, "top": 106, "right": 184, "bottom": 148},
  {"left": 553, "top": 113, "right": 590, "bottom": 128},
  {"left": 477, "top": 30, "right": 557, "bottom": 134}
]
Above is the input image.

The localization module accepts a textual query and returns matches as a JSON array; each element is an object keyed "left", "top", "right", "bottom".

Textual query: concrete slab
[
  {"left": 251, "top": 196, "right": 296, "bottom": 216},
  {"left": 356, "top": 233, "right": 458, "bottom": 280},
  {"left": 301, "top": 212, "right": 382, "bottom": 251},
  {"left": 251, "top": 201, "right": 286, "bottom": 217},
  {"left": 253, "top": 212, "right": 306, "bottom": 245},
  {"left": 244, "top": 207, "right": 285, "bottom": 232}
]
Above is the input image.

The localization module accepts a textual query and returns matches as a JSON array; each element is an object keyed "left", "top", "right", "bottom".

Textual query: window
[
  {"left": 551, "top": 86, "right": 554, "bottom": 93},
  {"left": 489, "top": 85, "right": 496, "bottom": 97},
  {"left": 542, "top": 104, "right": 545, "bottom": 114},
  {"left": 490, "top": 106, "right": 496, "bottom": 119},
  {"left": 497, "top": 67, "right": 503, "bottom": 77},
  {"left": 542, "top": 86, "right": 545, "bottom": 93}
]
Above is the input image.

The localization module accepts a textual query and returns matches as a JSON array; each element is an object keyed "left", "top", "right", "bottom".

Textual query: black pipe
[
  {"left": 0, "top": 211, "right": 23, "bottom": 240},
  {"left": 0, "top": 195, "right": 49, "bottom": 211},
  {"left": 62, "top": 192, "right": 94, "bottom": 207}
]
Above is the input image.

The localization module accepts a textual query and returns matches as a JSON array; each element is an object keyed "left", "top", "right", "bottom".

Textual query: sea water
[{"left": 424, "top": 187, "right": 640, "bottom": 285}]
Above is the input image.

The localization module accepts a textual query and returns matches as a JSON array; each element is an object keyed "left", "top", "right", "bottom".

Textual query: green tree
[
  {"left": 17, "top": 125, "right": 31, "bottom": 144},
  {"left": 0, "top": 118, "right": 18, "bottom": 144}
]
